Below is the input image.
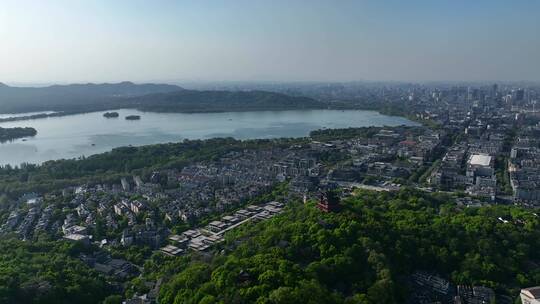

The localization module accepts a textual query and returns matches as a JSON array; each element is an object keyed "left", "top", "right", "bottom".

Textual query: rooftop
[
  {"left": 63, "top": 234, "right": 89, "bottom": 241},
  {"left": 521, "top": 286, "right": 540, "bottom": 299},
  {"left": 469, "top": 154, "right": 492, "bottom": 167}
]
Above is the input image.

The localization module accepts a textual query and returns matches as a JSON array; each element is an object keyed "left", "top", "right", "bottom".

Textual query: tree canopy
[{"left": 157, "top": 189, "right": 540, "bottom": 303}]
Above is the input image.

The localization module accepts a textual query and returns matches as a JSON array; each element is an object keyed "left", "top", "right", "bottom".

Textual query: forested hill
[
  {"left": 0, "top": 82, "right": 328, "bottom": 114},
  {"left": 0, "top": 82, "right": 183, "bottom": 113},
  {"left": 121, "top": 90, "right": 328, "bottom": 112},
  {"left": 2, "top": 188, "right": 536, "bottom": 303},
  {"left": 156, "top": 189, "right": 540, "bottom": 303}
]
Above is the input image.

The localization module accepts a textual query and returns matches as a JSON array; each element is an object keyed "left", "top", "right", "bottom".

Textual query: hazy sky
[{"left": 1, "top": 0, "right": 540, "bottom": 84}]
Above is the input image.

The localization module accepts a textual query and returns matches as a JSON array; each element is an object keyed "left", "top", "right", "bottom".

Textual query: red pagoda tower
[{"left": 317, "top": 190, "right": 340, "bottom": 213}]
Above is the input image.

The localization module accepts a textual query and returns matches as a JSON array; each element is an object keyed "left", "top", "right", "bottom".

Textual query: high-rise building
[
  {"left": 515, "top": 89, "right": 525, "bottom": 101},
  {"left": 467, "top": 87, "right": 479, "bottom": 101},
  {"left": 492, "top": 84, "right": 498, "bottom": 98}
]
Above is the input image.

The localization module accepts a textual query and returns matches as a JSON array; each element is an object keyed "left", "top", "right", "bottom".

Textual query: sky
[{"left": 1, "top": 0, "right": 540, "bottom": 84}]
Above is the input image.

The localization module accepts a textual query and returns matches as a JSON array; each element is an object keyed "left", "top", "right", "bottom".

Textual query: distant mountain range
[
  {"left": 0, "top": 82, "right": 182, "bottom": 113},
  {"left": 0, "top": 82, "right": 329, "bottom": 114}
]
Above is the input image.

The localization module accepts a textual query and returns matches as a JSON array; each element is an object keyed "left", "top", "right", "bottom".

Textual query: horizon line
[{"left": 3, "top": 79, "right": 540, "bottom": 88}]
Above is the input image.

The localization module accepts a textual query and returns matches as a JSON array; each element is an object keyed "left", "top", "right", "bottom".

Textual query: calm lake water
[{"left": 0, "top": 109, "right": 419, "bottom": 166}]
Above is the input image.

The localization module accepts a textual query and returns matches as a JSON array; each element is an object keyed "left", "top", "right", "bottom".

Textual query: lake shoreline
[
  {"left": 0, "top": 109, "right": 419, "bottom": 166},
  {"left": 0, "top": 104, "right": 356, "bottom": 123}
]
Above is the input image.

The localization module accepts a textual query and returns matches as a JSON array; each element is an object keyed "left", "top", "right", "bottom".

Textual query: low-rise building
[{"left": 521, "top": 286, "right": 540, "bottom": 304}]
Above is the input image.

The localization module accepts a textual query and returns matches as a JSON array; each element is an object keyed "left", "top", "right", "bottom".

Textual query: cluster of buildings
[
  {"left": 430, "top": 141, "right": 501, "bottom": 201},
  {"left": 408, "top": 271, "right": 497, "bottom": 304},
  {"left": 465, "top": 153, "right": 497, "bottom": 200},
  {"left": 0, "top": 145, "right": 321, "bottom": 263},
  {"left": 0, "top": 147, "right": 318, "bottom": 244},
  {"left": 401, "top": 83, "right": 540, "bottom": 203},
  {"left": 0, "top": 207, "right": 43, "bottom": 240},
  {"left": 312, "top": 127, "right": 444, "bottom": 190},
  {"left": 80, "top": 251, "right": 139, "bottom": 281},
  {"left": 161, "top": 201, "right": 283, "bottom": 256},
  {"left": 509, "top": 125, "right": 540, "bottom": 203},
  {"left": 156, "top": 149, "right": 316, "bottom": 224},
  {"left": 213, "top": 81, "right": 540, "bottom": 205}
]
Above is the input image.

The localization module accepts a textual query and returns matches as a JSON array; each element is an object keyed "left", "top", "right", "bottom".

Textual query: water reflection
[{"left": 0, "top": 109, "right": 419, "bottom": 166}]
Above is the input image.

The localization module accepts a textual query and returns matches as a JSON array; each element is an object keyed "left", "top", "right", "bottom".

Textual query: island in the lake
[
  {"left": 0, "top": 127, "right": 37, "bottom": 142},
  {"left": 125, "top": 115, "right": 141, "bottom": 120},
  {"left": 103, "top": 111, "right": 119, "bottom": 118}
]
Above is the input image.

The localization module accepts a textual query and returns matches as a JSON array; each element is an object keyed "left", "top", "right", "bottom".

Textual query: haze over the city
[{"left": 1, "top": 0, "right": 540, "bottom": 85}]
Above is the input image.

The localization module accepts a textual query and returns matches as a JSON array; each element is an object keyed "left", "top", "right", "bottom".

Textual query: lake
[{"left": 0, "top": 109, "right": 419, "bottom": 166}]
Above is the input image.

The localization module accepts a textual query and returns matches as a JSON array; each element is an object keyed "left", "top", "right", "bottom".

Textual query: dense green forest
[
  {"left": 0, "top": 239, "right": 109, "bottom": 304},
  {"left": 154, "top": 189, "right": 540, "bottom": 303},
  {"left": 0, "top": 127, "right": 37, "bottom": 142}
]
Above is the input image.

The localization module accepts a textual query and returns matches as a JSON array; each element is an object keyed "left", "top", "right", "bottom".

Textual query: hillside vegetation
[
  {"left": 0, "top": 82, "right": 328, "bottom": 114},
  {"left": 155, "top": 189, "right": 540, "bottom": 303}
]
